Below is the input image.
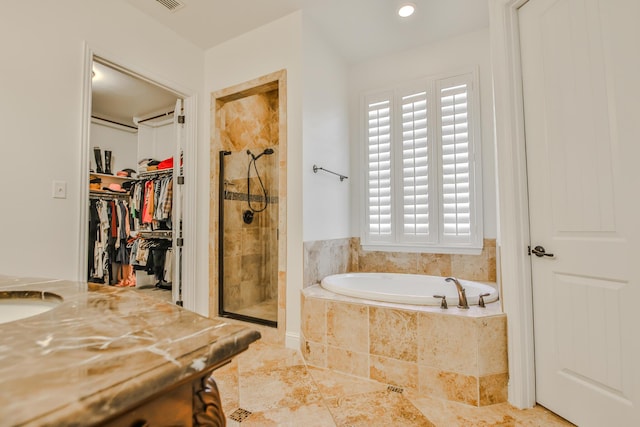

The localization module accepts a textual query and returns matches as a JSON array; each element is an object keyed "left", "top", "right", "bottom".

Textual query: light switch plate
[{"left": 53, "top": 181, "right": 67, "bottom": 199}]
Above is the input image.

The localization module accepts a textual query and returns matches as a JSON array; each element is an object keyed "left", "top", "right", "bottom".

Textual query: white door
[
  {"left": 172, "top": 98, "right": 184, "bottom": 305},
  {"left": 519, "top": 0, "right": 640, "bottom": 425}
]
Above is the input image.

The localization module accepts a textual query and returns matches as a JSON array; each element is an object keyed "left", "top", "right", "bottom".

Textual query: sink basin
[{"left": 0, "top": 291, "right": 63, "bottom": 324}]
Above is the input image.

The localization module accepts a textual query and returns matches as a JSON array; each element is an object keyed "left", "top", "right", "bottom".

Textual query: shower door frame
[
  {"left": 211, "top": 70, "right": 287, "bottom": 335},
  {"left": 218, "top": 150, "right": 278, "bottom": 328}
]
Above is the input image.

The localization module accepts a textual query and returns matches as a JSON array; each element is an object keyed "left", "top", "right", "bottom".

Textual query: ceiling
[
  {"left": 302, "top": 0, "right": 490, "bottom": 63},
  {"left": 125, "top": 0, "right": 303, "bottom": 53},
  {"left": 92, "top": 60, "right": 179, "bottom": 129},
  {"left": 94, "top": 0, "right": 490, "bottom": 129},
  {"left": 125, "top": 0, "right": 490, "bottom": 63}
]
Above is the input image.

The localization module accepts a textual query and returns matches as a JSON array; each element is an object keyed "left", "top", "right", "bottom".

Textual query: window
[{"left": 362, "top": 70, "right": 483, "bottom": 254}]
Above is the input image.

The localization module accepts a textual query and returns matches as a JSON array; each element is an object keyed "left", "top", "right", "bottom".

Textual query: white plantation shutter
[
  {"left": 438, "top": 76, "right": 473, "bottom": 243},
  {"left": 362, "top": 70, "right": 482, "bottom": 253},
  {"left": 366, "top": 94, "right": 393, "bottom": 240},
  {"left": 400, "top": 90, "right": 430, "bottom": 241}
]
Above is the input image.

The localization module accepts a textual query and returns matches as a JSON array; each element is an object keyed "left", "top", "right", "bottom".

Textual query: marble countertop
[{"left": 0, "top": 275, "right": 260, "bottom": 426}]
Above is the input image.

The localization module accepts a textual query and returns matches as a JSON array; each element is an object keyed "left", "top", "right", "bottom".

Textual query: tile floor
[
  {"left": 136, "top": 286, "right": 173, "bottom": 303},
  {"left": 231, "top": 298, "right": 278, "bottom": 323},
  {"left": 212, "top": 339, "right": 575, "bottom": 426},
  {"left": 89, "top": 282, "right": 174, "bottom": 303}
]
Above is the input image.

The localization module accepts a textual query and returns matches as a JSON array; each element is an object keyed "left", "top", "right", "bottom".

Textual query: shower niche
[{"left": 213, "top": 71, "right": 286, "bottom": 328}]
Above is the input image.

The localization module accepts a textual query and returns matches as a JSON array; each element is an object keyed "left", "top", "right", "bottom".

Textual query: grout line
[{"left": 219, "top": 341, "right": 572, "bottom": 426}]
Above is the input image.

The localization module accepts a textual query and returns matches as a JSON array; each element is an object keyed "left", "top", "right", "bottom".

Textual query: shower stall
[
  {"left": 219, "top": 147, "right": 279, "bottom": 326},
  {"left": 212, "top": 71, "right": 285, "bottom": 330}
]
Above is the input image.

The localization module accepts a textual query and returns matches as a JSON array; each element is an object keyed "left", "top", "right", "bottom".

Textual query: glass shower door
[{"left": 218, "top": 149, "right": 278, "bottom": 327}]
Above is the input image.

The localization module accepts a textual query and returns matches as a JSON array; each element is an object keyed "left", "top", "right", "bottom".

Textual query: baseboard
[{"left": 285, "top": 331, "right": 300, "bottom": 350}]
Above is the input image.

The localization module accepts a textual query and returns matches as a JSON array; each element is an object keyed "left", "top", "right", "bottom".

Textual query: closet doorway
[{"left": 84, "top": 55, "right": 187, "bottom": 305}]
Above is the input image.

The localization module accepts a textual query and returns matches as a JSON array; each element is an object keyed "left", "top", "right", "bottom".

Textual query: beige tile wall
[
  {"left": 303, "top": 237, "right": 497, "bottom": 287},
  {"left": 356, "top": 238, "right": 497, "bottom": 281},
  {"left": 303, "top": 238, "right": 353, "bottom": 287},
  {"left": 210, "top": 70, "right": 288, "bottom": 342},
  {"left": 300, "top": 293, "right": 508, "bottom": 407}
]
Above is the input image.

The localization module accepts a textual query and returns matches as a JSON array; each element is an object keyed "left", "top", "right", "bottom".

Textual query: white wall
[
  {"left": 348, "top": 28, "right": 497, "bottom": 241},
  {"left": 204, "top": 12, "right": 304, "bottom": 347},
  {"left": 0, "top": 0, "right": 204, "bottom": 281},
  {"left": 137, "top": 123, "right": 176, "bottom": 164},
  {"left": 302, "top": 17, "right": 351, "bottom": 242},
  {"left": 89, "top": 123, "right": 138, "bottom": 173},
  {"left": 0, "top": 2, "right": 495, "bottom": 338}
]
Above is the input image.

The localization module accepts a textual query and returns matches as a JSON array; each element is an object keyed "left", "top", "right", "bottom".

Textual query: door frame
[
  {"left": 489, "top": 0, "right": 537, "bottom": 409},
  {"left": 78, "top": 44, "right": 199, "bottom": 312}
]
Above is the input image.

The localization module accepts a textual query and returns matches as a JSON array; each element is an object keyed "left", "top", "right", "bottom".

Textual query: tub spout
[{"left": 445, "top": 277, "right": 469, "bottom": 309}]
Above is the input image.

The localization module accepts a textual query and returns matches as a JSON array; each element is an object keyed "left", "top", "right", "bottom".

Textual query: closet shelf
[{"left": 90, "top": 172, "right": 133, "bottom": 181}]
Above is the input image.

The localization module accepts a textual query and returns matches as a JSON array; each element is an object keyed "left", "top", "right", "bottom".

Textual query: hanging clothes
[
  {"left": 89, "top": 171, "right": 175, "bottom": 287},
  {"left": 129, "top": 237, "right": 173, "bottom": 288},
  {"left": 88, "top": 195, "right": 132, "bottom": 285},
  {"left": 137, "top": 175, "right": 173, "bottom": 230},
  {"left": 142, "top": 180, "right": 154, "bottom": 225}
]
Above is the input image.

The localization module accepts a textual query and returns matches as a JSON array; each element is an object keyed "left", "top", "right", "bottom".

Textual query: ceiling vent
[{"left": 155, "top": 0, "right": 185, "bottom": 12}]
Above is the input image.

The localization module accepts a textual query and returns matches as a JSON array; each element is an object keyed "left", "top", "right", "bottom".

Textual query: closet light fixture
[{"left": 398, "top": 3, "right": 416, "bottom": 18}]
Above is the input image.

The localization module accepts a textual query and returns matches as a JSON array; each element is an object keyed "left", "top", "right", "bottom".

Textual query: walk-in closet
[{"left": 87, "top": 57, "right": 184, "bottom": 304}]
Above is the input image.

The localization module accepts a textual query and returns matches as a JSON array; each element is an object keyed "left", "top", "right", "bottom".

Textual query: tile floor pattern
[
  {"left": 232, "top": 298, "right": 278, "bottom": 323},
  {"left": 136, "top": 286, "right": 173, "bottom": 303},
  {"left": 213, "top": 340, "right": 575, "bottom": 426},
  {"left": 90, "top": 282, "right": 174, "bottom": 303}
]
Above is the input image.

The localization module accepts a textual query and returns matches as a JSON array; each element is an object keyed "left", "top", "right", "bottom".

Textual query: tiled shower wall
[
  {"left": 303, "top": 237, "right": 497, "bottom": 287},
  {"left": 217, "top": 90, "right": 279, "bottom": 312},
  {"left": 221, "top": 157, "right": 278, "bottom": 311},
  {"left": 210, "top": 70, "right": 288, "bottom": 340}
]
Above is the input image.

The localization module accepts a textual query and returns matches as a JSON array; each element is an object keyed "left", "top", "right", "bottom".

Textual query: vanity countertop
[{"left": 0, "top": 275, "right": 260, "bottom": 426}]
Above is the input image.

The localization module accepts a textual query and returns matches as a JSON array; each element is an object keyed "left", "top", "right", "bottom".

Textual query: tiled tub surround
[
  {"left": 300, "top": 285, "right": 508, "bottom": 407},
  {"left": 321, "top": 273, "right": 499, "bottom": 306},
  {"left": 304, "top": 237, "right": 497, "bottom": 288},
  {"left": 0, "top": 275, "right": 260, "bottom": 426},
  {"left": 303, "top": 237, "right": 354, "bottom": 288}
]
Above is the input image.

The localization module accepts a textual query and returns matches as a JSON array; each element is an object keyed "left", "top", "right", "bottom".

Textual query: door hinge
[
  {"left": 178, "top": 115, "right": 185, "bottom": 124},
  {"left": 177, "top": 237, "right": 184, "bottom": 247},
  {"left": 177, "top": 175, "right": 185, "bottom": 185}
]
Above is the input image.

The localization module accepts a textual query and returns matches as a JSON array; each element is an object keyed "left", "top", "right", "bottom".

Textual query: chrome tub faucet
[{"left": 445, "top": 277, "right": 469, "bottom": 309}]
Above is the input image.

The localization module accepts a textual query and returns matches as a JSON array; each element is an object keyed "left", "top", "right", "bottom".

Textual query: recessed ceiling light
[{"left": 398, "top": 3, "right": 416, "bottom": 18}]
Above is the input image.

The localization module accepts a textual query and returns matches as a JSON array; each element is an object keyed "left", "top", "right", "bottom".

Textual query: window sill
[{"left": 361, "top": 244, "right": 483, "bottom": 255}]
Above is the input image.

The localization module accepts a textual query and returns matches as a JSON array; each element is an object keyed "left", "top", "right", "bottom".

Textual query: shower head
[{"left": 248, "top": 148, "right": 275, "bottom": 161}]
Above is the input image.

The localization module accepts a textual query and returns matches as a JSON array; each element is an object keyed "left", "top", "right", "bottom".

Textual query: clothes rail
[
  {"left": 136, "top": 230, "right": 173, "bottom": 239},
  {"left": 312, "top": 164, "right": 348, "bottom": 182},
  {"left": 137, "top": 169, "right": 174, "bottom": 178},
  {"left": 136, "top": 110, "right": 174, "bottom": 124},
  {"left": 89, "top": 191, "right": 129, "bottom": 200}
]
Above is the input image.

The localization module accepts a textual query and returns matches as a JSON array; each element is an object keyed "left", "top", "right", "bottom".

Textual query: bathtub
[
  {"left": 302, "top": 273, "right": 508, "bottom": 406},
  {"left": 320, "top": 272, "right": 498, "bottom": 307}
]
